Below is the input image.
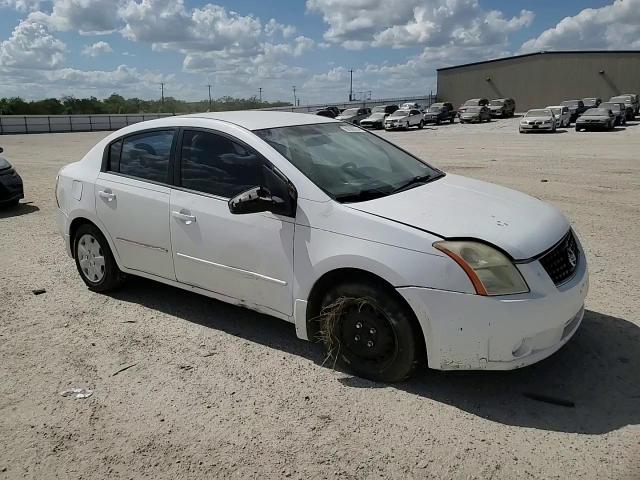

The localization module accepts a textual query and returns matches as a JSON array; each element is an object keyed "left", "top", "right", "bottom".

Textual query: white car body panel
[
  {"left": 384, "top": 110, "right": 422, "bottom": 129},
  {"left": 56, "top": 111, "right": 589, "bottom": 372},
  {"left": 547, "top": 106, "right": 571, "bottom": 127}
]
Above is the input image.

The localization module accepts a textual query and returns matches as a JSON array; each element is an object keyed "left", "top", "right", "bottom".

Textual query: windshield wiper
[
  {"left": 335, "top": 187, "right": 390, "bottom": 203},
  {"left": 392, "top": 174, "right": 434, "bottom": 194}
]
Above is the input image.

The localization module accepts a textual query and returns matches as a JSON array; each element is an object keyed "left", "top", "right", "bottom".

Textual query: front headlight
[{"left": 434, "top": 241, "right": 529, "bottom": 296}]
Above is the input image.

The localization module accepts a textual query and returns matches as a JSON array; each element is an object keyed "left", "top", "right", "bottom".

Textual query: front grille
[{"left": 539, "top": 231, "right": 579, "bottom": 285}]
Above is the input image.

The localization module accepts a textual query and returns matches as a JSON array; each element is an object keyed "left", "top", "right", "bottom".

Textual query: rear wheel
[
  {"left": 74, "top": 223, "right": 125, "bottom": 292},
  {"left": 317, "top": 280, "right": 421, "bottom": 382}
]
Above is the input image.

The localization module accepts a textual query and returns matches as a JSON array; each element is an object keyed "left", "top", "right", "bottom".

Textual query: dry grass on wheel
[{"left": 314, "top": 296, "right": 376, "bottom": 368}]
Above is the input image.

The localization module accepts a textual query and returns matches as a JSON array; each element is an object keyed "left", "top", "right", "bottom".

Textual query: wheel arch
[
  {"left": 304, "top": 267, "right": 427, "bottom": 359},
  {"left": 68, "top": 214, "right": 121, "bottom": 268}
]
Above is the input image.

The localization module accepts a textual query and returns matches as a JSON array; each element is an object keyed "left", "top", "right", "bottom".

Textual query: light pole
[
  {"left": 349, "top": 69, "right": 353, "bottom": 101},
  {"left": 207, "top": 84, "right": 212, "bottom": 111},
  {"left": 160, "top": 82, "right": 165, "bottom": 106},
  {"left": 292, "top": 86, "right": 297, "bottom": 107}
]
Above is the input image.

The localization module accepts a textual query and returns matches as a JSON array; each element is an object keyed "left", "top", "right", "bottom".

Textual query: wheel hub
[
  {"left": 77, "top": 234, "right": 105, "bottom": 283},
  {"left": 340, "top": 306, "right": 395, "bottom": 362}
]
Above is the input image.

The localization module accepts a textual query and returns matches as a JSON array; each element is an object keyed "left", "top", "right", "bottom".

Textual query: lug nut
[
  {"left": 355, "top": 322, "right": 362, "bottom": 329},
  {"left": 354, "top": 335, "right": 360, "bottom": 342},
  {"left": 369, "top": 328, "right": 376, "bottom": 335},
  {"left": 366, "top": 340, "right": 374, "bottom": 348}
]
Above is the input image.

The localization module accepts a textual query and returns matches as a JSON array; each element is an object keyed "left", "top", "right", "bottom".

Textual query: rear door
[
  {"left": 169, "top": 128, "right": 295, "bottom": 316},
  {"left": 95, "top": 129, "right": 177, "bottom": 280}
]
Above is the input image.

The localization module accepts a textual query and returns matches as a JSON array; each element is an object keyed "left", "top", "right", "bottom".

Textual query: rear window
[{"left": 110, "top": 130, "right": 174, "bottom": 183}]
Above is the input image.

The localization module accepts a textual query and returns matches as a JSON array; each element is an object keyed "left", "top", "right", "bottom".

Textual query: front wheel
[
  {"left": 317, "top": 280, "right": 421, "bottom": 382},
  {"left": 418, "top": 120, "right": 424, "bottom": 129},
  {"left": 74, "top": 223, "right": 125, "bottom": 292}
]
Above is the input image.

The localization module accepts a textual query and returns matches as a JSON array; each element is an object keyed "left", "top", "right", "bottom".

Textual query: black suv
[{"left": 423, "top": 102, "right": 456, "bottom": 124}]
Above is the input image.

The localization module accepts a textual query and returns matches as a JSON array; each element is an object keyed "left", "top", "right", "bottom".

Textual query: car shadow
[
  {"left": 0, "top": 202, "right": 39, "bottom": 219},
  {"left": 110, "top": 277, "right": 639, "bottom": 435}
]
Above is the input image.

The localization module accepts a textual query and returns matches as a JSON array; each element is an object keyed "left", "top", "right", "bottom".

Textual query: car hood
[
  {"left": 461, "top": 112, "right": 480, "bottom": 117},
  {"left": 578, "top": 115, "right": 608, "bottom": 120},
  {"left": 364, "top": 113, "right": 385, "bottom": 121},
  {"left": 489, "top": 105, "right": 503, "bottom": 110},
  {"left": 387, "top": 115, "right": 407, "bottom": 120},
  {"left": 347, "top": 174, "right": 569, "bottom": 260},
  {"left": 523, "top": 116, "right": 553, "bottom": 121}
]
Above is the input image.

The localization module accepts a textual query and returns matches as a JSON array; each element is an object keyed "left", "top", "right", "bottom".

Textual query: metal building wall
[{"left": 437, "top": 51, "right": 640, "bottom": 111}]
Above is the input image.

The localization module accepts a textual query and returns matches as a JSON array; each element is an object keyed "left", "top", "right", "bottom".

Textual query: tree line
[{"left": 0, "top": 94, "right": 290, "bottom": 115}]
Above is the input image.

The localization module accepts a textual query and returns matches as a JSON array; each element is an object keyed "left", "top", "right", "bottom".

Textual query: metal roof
[{"left": 437, "top": 50, "right": 640, "bottom": 72}]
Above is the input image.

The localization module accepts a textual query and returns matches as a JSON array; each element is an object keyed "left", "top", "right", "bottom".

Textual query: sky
[{"left": 0, "top": 0, "right": 639, "bottom": 104}]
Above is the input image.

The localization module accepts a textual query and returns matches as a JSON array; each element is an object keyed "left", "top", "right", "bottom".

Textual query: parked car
[
  {"left": 546, "top": 105, "right": 571, "bottom": 128},
  {"left": 384, "top": 109, "right": 424, "bottom": 130},
  {"left": 401, "top": 102, "right": 422, "bottom": 111},
  {"left": 620, "top": 93, "right": 639, "bottom": 115},
  {"left": 488, "top": 98, "right": 516, "bottom": 118},
  {"left": 581, "top": 97, "right": 601, "bottom": 109},
  {"left": 0, "top": 147, "right": 24, "bottom": 207},
  {"left": 359, "top": 105, "right": 399, "bottom": 129},
  {"left": 55, "top": 111, "right": 589, "bottom": 382},
  {"left": 322, "top": 106, "right": 341, "bottom": 118},
  {"left": 560, "top": 100, "right": 586, "bottom": 123},
  {"left": 599, "top": 102, "right": 627, "bottom": 126},
  {"left": 335, "top": 107, "right": 370, "bottom": 125},
  {"left": 458, "top": 98, "right": 489, "bottom": 116},
  {"left": 609, "top": 95, "right": 636, "bottom": 120},
  {"left": 423, "top": 103, "right": 456, "bottom": 124},
  {"left": 519, "top": 109, "right": 557, "bottom": 133},
  {"left": 575, "top": 108, "right": 616, "bottom": 131},
  {"left": 315, "top": 109, "right": 336, "bottom": 118},
  {"left": 459, "top": 106, "right": 491, "bottom": 123}
]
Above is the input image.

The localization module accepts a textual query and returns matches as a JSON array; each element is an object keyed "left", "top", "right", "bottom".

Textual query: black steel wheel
[{"left": 317, "top": 279, "right": 421, "bottom": 382}]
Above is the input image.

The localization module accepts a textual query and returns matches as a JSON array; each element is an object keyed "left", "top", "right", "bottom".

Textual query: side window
[
  {"left": 113, "top": 130, "right": 174, "bottom": 183},
  {"left": 108, "top": 140, "right": 122, "bottom": 172},
  {"left": 180, "top": 130, "right": 262, "bottom": 198}
]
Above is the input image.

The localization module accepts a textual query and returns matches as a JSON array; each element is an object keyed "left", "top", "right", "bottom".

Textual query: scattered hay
[{"left": 313, "top": 296, "right": 375, "bottom": 369}]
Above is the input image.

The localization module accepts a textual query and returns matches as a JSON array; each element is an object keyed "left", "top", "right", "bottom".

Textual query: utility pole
[
  {"left": 207, "top": 84, "right": 212, "bottom": 111},
  {"left": 292, "top": 86, "right": 297, "bottom": 107},
  {"left": 160, "top": 82, "right": 165, "bottom": 106},
  {"left": 349, "top": 69, "right": 353, "bottom": 101},
  {"left": 259, "top": 87, "right": 262, "bottom": 102}
]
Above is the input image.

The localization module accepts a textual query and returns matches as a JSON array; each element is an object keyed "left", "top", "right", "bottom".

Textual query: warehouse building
[{"left": 437, "top": 50, "right": 640, "bottom": 111}]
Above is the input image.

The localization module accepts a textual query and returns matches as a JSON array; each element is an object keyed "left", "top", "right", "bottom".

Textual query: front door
[
  {"left": 95, "top": 129, "right": 176, "bottom": 280},
  {"left": 169, "top": 128, "right": 294, "bottom": 316}
]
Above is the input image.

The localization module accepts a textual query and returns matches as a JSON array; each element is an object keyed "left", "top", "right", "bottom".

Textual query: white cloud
[
  {"left": 28, "top": 0, "right": 123, "bottom": 35},
  {"left": 0, "top": 19, "right": 66, "bottom": 69},
  {"left": 521, "top": 0, "right": 640, "bottom": 51},
  {"left": 265, "top": 18, "right": 296, "bottom": 38},
  {"left": 82, "top": 40, "right": 113, "bottom": 57},
  {"left": 0, "top": 0, "right": 44, "bottom": 12},
  {"left": 307, "top": 0, "right": 533, "bottom": 50}
]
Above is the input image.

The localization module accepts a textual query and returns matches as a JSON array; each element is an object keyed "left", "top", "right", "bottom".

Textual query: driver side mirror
[{"left": 228, "top": 164, "right": 297, "bottom": 217}]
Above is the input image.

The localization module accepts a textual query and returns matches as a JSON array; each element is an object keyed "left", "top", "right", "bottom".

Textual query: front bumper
[
  {"left": 520, "top": 123, "right": 554, "bottom": 131},
  {"left": 576, "top": 122, "right": 609, "bottom": 130},
  {"left": 398, "top": 243, "right": 589, "bottom": 371},
  {"left": 0, "top": 170, "right": 24, "bottom": 205},
  {"left": 384, "top": 122, "right": 405, "bottom": 130}
]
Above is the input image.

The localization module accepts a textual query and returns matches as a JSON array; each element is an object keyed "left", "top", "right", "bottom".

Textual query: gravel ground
[{"left": 1, "top": 117, "right": 639, "bottom": 479}]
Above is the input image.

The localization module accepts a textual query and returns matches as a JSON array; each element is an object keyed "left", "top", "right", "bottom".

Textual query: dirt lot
[{"left": 1, "top": 117, "right": 639, "bottom": 479}]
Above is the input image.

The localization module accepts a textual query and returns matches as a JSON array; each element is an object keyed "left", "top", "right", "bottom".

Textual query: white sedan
[
  {"left": 546, "top": 105, "right": 571, "bottom": 127},
  {"left": 56, "top": 112, "right": 588, "bottom": 382},
  {"left": 384, "top": 109, "right": 424, "bottom": 130}
]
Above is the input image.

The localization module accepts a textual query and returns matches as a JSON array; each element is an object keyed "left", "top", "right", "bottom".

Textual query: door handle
[
  {"left": 172, "top": 210, "right": 196, "bottom": 225},
  {"left": 98, "top": 190, "right": 116, "bottom": 201}
]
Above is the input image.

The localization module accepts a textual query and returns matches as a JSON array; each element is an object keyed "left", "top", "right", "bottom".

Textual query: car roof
[
  {"left": 546, "top": 105, "right": 565, "bottom": 108},
  {"left": 183, "top": 110, "right": 338, "bottom": 130}
]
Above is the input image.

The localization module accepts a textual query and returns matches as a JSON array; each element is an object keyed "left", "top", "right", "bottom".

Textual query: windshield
[
  {"left": 527, "top": 109, "right": 551, "bottom": 117},
  {"left": 464, "top": 100, "right": 480, "bottom": 106},
  {"left": 610, "top": 96, "right": 630, "bottom": 103},
  {"left": 254, "top": 123, "right": 442, "bottom": 202},
  {"left": 427, "top": 106, "right": 441, "bottom": 113},
  {"left": 371, "top": 106, "right": 386, "bottom": 113},
  {"left": 489, "top": 100, "right": 504, "bottom": 106},
  {"left": 389, "top": 110, "right": 409, "bottom": 118},
  {"left": 561, "top": 101, "right": 579, "bottom": 108},
  {"left": 549, "top": 107, "right": 561, "bottom": 116},
  {"left": 340, "top": 108, "right": 358, "bottom": 116},
  {"left": 465, "top": 107, "right": 482, "bottom": 113},
  {"left": 584, "top": 108, "right": 608, "bottom": 115},
  {"left": 600, "top": 103, "right": 619, "bottom": 111}
]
